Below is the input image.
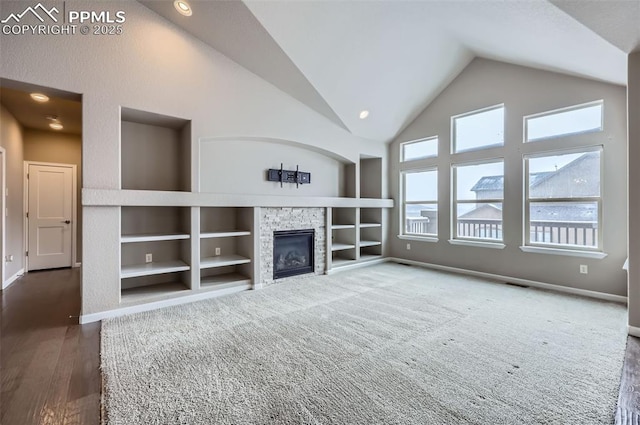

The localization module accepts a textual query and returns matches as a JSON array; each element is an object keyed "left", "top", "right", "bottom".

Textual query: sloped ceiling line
[{"left": 139, "top": 0, "right": 633, "bottom": 144}]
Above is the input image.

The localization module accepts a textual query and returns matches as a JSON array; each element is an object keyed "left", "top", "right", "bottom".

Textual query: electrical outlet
[
  {"left": 406, "top": 243, "right": 411, "bottom": 250},
  {"left": 579, "top": 265, "right": 588, "bottom": 274},
  {"left": 215, "top": 247, "right": 221, "bottom": 256},
  {"left": 145, "top": 253, "right": 153, "bottom": 263},
  {"left": 5, "top": 255, "right": 13, "bottom": 262}
]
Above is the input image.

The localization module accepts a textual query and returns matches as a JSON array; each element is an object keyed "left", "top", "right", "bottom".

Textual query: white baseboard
[
  {"left": 388, "top": 258, "right": 628, "bottom": 304},
  {"left": 74, "top": 262, "right": 81, "bottom": 268},
  {"left": 327, "top": 257, "right": 388, "bottom": 275},
  {"left": 628, "top": 326, "right": 640, "bottom": 338},
  {"left": 2, "top": 268, "right": 25, "bottom": 290},
  {"left": 80, "top": 283, "right": 251, "bottom": 324}
]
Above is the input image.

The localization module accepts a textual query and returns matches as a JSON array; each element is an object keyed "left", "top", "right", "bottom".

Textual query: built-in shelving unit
[
  {"left": 324, "top": 156, "right": 386, "bottom": 273},
  {"left": 120, "top": 206, "right": 192, "bottom": 304},
  {"left": 330, "top": 207, "right": 358, "bottom": 267},
  {"left": 82, "top": 105, "right": 396, "bottom": 321},
  {"left": 200, "top": 207, "right": 254, "bottom": 290},
  {"left": 360, "top": 207, "right": 383, "bottom": 260}
]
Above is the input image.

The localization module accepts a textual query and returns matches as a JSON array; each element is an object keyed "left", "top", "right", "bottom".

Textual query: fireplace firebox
[{"left": 273, "top": 229, "right": 314, "bottom": 279}]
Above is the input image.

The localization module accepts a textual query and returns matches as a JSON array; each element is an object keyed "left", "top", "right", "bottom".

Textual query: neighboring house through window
[
  {"left": 453, "top": 160, "right": 504, "bottom": 242},
  {"left": 524, "top": 148, "right": 602, "bottom": 249},
  {"left": 402, "top": 169, "right": 438, "bottom": 237}
]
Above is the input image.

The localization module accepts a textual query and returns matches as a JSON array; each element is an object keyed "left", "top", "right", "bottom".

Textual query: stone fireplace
[{"left": 260, "top": 208, "right": 325, "bottom": 285}]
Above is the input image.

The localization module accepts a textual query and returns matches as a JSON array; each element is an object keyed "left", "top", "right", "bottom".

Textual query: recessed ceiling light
[
  {"left": 174, "top": 0, "right": 192, "bottom": 16},
  {"left": 30, "top": 93, "right": 49, "bottom": 103},
  {"left": 49, "top": 122, "right": 63, "bottom": 130},
  {"left": 359, "top": 110, "right": 369, "bottom": 119}
]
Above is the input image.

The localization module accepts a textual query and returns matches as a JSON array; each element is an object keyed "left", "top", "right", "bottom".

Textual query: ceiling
[
  {"left": 140, "top": 0, "right": 638, "bottom": 144},
  {"left": 0, "top": 85, "right": 82, "bottom": 135}
]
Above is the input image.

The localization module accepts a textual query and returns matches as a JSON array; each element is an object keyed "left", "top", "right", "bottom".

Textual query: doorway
[
  {"left": 24, "top": 161, "right": 77, "bottom": 271},
  {"left": 0, "top": 81, "right": 82, "bottom": 278}
]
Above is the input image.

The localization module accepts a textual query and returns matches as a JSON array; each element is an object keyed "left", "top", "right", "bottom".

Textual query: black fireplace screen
[{"left": 273, "top": 229, "right": 314, "bottom": 279}]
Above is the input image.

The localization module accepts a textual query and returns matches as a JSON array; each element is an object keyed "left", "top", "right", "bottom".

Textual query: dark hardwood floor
[
  {"left": 1, "top": 268, "right": 640, "bottom": 424},
  {"left": 1, "top": 268, "right": 100, "bottom": 425},
  {"left": 617, "top": 336, "right": 640, "bottom": 424}
]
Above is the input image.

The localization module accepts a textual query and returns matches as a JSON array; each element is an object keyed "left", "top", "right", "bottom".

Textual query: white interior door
[{"left": 27, "top": 163, "right": 73, "bottom": 270}]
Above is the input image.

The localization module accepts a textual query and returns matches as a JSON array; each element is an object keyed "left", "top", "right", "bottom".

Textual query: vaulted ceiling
[{"left": 139, "top": 0, "right": 639, "bottom": 144}]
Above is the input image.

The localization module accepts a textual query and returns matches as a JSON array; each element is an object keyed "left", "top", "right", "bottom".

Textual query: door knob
[{"left": 62, "top": 220, "right": 71, "bottom": 224}]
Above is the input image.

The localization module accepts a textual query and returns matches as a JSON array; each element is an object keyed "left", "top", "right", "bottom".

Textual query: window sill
[
  {"left": 397, "top": 235, "right": 438, "bottom": 243},
  {"left": 519, "top": 245, "right": 608, "bottom": 259},
  {"left": 448, "top": 239, "right": 506, "bottom": 249}
]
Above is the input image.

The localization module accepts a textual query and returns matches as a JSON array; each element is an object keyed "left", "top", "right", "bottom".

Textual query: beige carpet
[{"left": 101, "top": 263, "right": 627, "bottom": 424}]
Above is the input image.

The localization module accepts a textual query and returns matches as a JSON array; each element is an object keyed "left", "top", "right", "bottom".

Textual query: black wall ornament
[{"left": 267, "top": 164, "right": 311, "bottom": 188}]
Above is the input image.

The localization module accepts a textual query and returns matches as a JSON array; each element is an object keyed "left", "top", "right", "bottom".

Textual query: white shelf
[
  {"left": 84, "top": 189, "right": 395, "bottom": 208},
  {"left": 200, "top": 273, "right": 251, "bottom": 289},
  {"left": 121, "top": 281, "right": 189, "bottom": 304},
  {"left": 332, "top": 243, "right": 356, "bottom": 251},
  {"left": 200, "top": 255, "right": 251, "bottom": 269},
  {"left": 360, "top": 240, "right": 382, "bottom": 247},
  {"left": 121, "top": 260, "right": 190, "bottom": 279},
  {"left": 360, "top": 223, "right": 381, "bottom": 228},
  {"left": 200, "top": 230, "right": 251, "bottom": 239},
  {"left": 332, "top": 257, "right": 357, "bottom": 267},
  {"left": 121, "top": 233, "right": 190, "bottom": 243},
  {"left": 332, "top": 224, "right": 355, "bottom": 230},
  {"left": 359, "top": 254, "right": 383, "bottom": 262}
]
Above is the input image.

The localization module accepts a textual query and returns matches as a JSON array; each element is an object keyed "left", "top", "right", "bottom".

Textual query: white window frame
[
  {"left": 400, "top": 136, "right": 438, "bottom": 162},
  {"left": 401, "top": 168, "right": 438, "bottom": 238},
  {"left": 451, "top": 104, "right": 505, "bottom": 154},
  {"left": 523, "top": 100, "right": 604, "bottom": 143},
  {"left": 451, "top": 158, "right": 504, "bottom": 244},
  {"left": 523, "top": 145, "right": 603, "bottom": 253}
]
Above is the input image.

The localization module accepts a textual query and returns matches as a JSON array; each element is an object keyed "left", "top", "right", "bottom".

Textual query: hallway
[{"left": 1, "top": 268, "right": 100, "bottom": 425}]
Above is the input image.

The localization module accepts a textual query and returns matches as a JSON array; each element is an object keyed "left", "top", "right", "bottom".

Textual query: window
[
  {"left": 525, "top": 101, "right": 603, "bottom": 142},
  {"left": 452, "top": 105, "right": 504, "bottom": 153},
  {"left": 401, "top": 137, "right": 438, "bottom": 162},
  {"left": 524, "top": 147, "right": 602, "bottom": 250},
  {"left": 452, "top": 160, "right": 504, "bottom": 241},
  {"left": 402, "top": 169, "right": 437, "bottom": 237}
]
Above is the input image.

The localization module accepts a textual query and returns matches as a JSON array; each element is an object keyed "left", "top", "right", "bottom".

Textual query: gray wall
[
  {"left": 389, "top": 58, "right": 628, "bottom": 296},
  {"left": 199, "top": 139, "right": 347, "bottom": 197},
  {"left": 0, "top": 105, "right": 25, "bottom": 280},
  {"left": 23, "top": 129, "right": 82, "bottom": 264},
  {"left": 628, "top": 52, "right": 640, "bottom": 327}
]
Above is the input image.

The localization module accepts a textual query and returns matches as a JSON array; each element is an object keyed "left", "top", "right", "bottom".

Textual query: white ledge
[
  {"left": 83, "top": 189, "right": 394, "bottom": 208},
  {"left": 397, "top": 235, "right": 438, "bottom": 243},
  {"left": 448, "top": 239, "right": 506, "bottom": 249},
  {"left": 519, "top": 246, "right": 608, "bottom": 259}
]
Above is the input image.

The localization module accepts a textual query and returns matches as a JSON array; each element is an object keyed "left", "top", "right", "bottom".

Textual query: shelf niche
[
  {"left": 340, "top": 162, "right": 357, "bottom": 198},
  {"left": 200, "top": 207, "right": 254, "bottom": 290},
  {"left": 360, "top": 156, "right": 382, "bottom": 199},
  {"left": 121, "top": 107, "right": 191, "bottom": 192}
]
